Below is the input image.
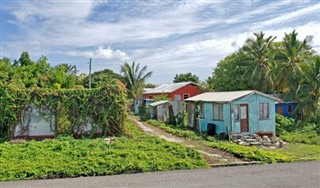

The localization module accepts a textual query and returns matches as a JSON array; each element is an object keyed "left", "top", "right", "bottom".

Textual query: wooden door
[
  {"left": 240, "top": 104, "right": 249, "bottom": 132},
  {"left": 277, "top": 105, "right": 283, "bottom": 115}
]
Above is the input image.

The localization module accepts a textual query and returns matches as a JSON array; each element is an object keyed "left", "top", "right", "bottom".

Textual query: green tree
[
  {"left": 56, "top": 63, "right": 77, "bottom": 75},
  {"left": 209, "top": 50, "right": 253, "bottom": 91},
  {"left": 295, "top": 56, "right": 320, "bottom": 121},
  {"left": 0, "top": 58, "right": 12, "bottom": 85},
  {"left": 52, "top": 64, "right": 76, "bottom": 89},
  {"left": 82, "top": 69, "right": 124, "bottom": 88},
  {"left": 121, "top": 61, "right": 153, "bottom": 99},
  {"left": 14, "top": 51, "right": 34, "bottom": 67},
  {"left": 244, "top": 31, "right": 276, "bottom": 93},
  {"left": 173, "top": 72, "right": 200, "bottom": 83},
  {"left": 275, "top": 30, "right": 314, "bottom": 94}
]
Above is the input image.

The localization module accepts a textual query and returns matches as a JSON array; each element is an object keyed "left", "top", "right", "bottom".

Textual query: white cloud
[
  {"left": 68, "top": 46, "right": 129, "bottom": 61},
  {"left": 250, "top": 3, "right": 320, "bottom": 30},
  {"left": 2, "top": 0, "right": 320, "bottom": 84}
]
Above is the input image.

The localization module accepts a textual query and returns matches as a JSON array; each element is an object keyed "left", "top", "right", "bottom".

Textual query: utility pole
[{"left": 89, "top": 58, "right": 92, "bottom": 89}]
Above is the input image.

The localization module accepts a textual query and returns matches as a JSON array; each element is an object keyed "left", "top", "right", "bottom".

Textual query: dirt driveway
[{"left": 130, "top": 116, "right": 257, "bottom": 166}]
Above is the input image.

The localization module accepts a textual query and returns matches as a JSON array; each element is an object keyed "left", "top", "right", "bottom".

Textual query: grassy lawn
[
  {"left": 0, "top": 121, "right": 207, "bottom": 181},
  {"left": 146, "top": 119, "right": 320, "bottom": 163},
  {"left": 269, "top": 143, "right": 320, "bottom": 161}
]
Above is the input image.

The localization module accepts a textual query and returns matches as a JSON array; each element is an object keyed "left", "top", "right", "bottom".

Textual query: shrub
[
  {"left": 0, "top": 121, "right": 208, "bottom": 181},
  {"left": 281, "top": 132, "right": 320, "bottom": 145},
  {"left": 276, "top": 114, "right": 296, "bottom": 136},
  {"left": 205, "top": 141, "right": 293, "bottom": 163},
  {"left": 138, "top": 105, "right": 147, "bottom": 116},
  {"left": 0, "top": 79, "right": 127, "bottom": 138},
  {"left": 166, "top": 105, "right": 176, "bottom": 126}
]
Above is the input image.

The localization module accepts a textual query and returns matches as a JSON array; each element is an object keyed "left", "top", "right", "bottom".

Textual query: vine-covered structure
[{"left": 0, "top": 80, "right": 127, "bottom": 139}]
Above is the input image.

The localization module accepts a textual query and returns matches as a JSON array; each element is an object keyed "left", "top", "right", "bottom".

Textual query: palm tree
[
  {"left": 274, "top": 30, "right": 313, "bottom": 93},
  {"left": 56, "top": 63, "right": 77, "bottom": 75},
  {"left": 295, "top": 56, "right": 320, "bottom": 121},
  {"left": 121, "top": 61, "right": 153, "bottom": 99},
  {"left": 244, "top": 31, "right": 276, "bottom": 93}
]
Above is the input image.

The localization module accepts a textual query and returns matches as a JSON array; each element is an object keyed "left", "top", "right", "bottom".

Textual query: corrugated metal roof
[
  {"left": 143, "top": 82, "right": 194, "bottom": 94},
  {"left": 185, "top": 90, "right": 278, "bottom": 102},
  {"left": 149, "top": 100, "right": 169, "bottom": 107}
]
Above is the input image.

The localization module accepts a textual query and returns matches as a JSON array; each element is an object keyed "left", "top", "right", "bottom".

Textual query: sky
[{"left": 1, "top": 0, "right": 320, "bottom": 84}]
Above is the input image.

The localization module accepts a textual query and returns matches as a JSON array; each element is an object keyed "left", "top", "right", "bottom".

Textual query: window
[
  {"left": 183, "top": 94, "right": 190, "bottom": 100},
  {"left": 259, "top": 103, "right": 269, "bottom": 120},
  {"left": 149, "top": 96, "right": 153, "bottom": 99},
  {"left": 213, "top": 103, "right": 223, "bottom": 120},
  {"left": 199, "top": 104, "right": 204, "bottom": 119},
  {"left": 233, "top": 104, "right": 240, "bottom": 120}
]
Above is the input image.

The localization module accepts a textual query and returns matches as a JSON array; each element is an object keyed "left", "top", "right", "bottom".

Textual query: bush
[
  {"left": 0, "top": 79, "right": 127, "bottom": 138},
  {"left": 281, "top": 132, "right": 320, "bottom": 145},
  {"left": 276, "top": 114, "right": 296, "bottom": 136},
  {"left": 0, "top": 122, "right": 208, "bottom": 181},
  {"left": 276, "top": 114, "right": 320, "bottom": 145},
  {"left": 166, "top": 105, "right": 176, "bottom": 126},
  {"left": 138, "top": 105, "right": 147, "bottom": 116},
  {"left": 205, "top": 141, "right": 293, "bottom": 163}
]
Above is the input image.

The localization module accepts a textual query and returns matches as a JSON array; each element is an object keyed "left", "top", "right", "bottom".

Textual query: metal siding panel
[
  {"left": 199, "top": 102, "right": 227, "bottom": 134},
  {"left": 232, "top": 94, "right": 275, "bottom": 133}
]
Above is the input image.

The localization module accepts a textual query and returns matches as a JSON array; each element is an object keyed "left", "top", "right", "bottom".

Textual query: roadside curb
[{"left": 209, "top": 161, "right": 263, "bottom": 167}]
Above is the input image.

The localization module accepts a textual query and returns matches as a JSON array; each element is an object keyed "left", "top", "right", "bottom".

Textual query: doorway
[{"left": 240, "top": 104, "right": 249, "bottom": 132}]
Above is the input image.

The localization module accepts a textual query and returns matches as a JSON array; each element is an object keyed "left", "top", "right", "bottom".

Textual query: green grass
[
  {"left": 0, "top": 121, "right": 208, "bottom": 181},
  {"left": 147, "top": 119, "right": 319, "bottom": 163},
  {"left": 146, "top": 119, "right": 201, "bottom": 140},
  {"left": 269, "top": 143, "right": 320, "bottom": 161},
  {"left": 204, "top": 141, "right": 293, "bottom": 163},
  {"left": 280, "top": 132, "right": 320, "bottom": 145}
]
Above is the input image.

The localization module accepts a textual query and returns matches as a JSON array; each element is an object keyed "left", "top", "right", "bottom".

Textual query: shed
[
  {"left": 143, "top": 82, "right": 202, "bottom": 101},
  {"left": 149, "top": 100, "right": 170, "bottom": 122},
  {"left": 271, "top": 94, "right": 298, "bottom": 119},
  {"left": 185, "top": 90, "right": 278, "bottom": 135}
]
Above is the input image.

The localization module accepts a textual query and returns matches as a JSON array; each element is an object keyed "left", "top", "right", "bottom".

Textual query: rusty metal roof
[
  {"left": 185, "top": 90, "right": 278, "bottom": 102},
  {"left": 143, "top": 82, "right": 195, "bottom": 94}
]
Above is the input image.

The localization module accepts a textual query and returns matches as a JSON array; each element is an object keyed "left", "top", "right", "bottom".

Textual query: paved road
[{"left": 1, "top": 161, "right": 319, "bottom": 188}]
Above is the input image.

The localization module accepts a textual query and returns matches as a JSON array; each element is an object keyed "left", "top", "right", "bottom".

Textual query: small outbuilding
[
  {"left": 149, "top": 100, "right": 170, "bottom": 122},
  {"left": 185, "top": 90, "right": 278, "bottom": 136},
  {"left": 272, "top": 94, "right": 298, "bottom": 119},
  {"left": 143, "top": 82, "right": 202, "bottom": 101}
]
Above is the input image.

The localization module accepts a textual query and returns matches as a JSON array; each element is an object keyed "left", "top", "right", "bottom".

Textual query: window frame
[
  {"left": 183, "top": 93, "right": 190, "bottom": 100},
  {"left": 199, "top": 103, "right": 204, "bottom": 119},
  {"left": 233, "top": 104, "right": 240, "bottom": 121},
  {"left": 259, "top": 103, "right": 269, "bottom": 120},
  {"left": 213, "top": 103, "right": 224, "bottom": 121}
]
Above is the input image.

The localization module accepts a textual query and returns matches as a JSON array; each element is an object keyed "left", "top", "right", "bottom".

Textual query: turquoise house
[{"left": 185, "top": 90, "right": 278, "bottom": 135}]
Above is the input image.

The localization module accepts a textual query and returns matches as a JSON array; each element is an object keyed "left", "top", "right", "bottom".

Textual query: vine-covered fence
[{"left": 0, "top": 80, "right": 127, "bottom": 139}]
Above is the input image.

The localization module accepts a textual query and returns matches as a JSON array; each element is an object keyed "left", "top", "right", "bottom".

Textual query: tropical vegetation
[
  {"left": 0, "top": 121, "right": 207, "bottom": 181},
  {"left": 173, "top": 72, "right": 200, "bottom": 83},
  {"left": 121, "top": 61, "right": 153, "bottom": 99},
  {"left": 207, "top": 30, "right": 319, "bottom": 123}
]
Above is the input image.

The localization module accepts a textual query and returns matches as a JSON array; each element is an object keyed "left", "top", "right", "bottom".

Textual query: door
[
  {"left": 277, "top": 105, "right": 283, "bottom": 115},
  {"left": 240, "top": 104, "right": 249, "bottom": 132}
]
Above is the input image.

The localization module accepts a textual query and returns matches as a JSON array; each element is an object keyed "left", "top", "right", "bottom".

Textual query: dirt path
[{"left": 130, "top": 116, "right": 249, "bottom": 166}]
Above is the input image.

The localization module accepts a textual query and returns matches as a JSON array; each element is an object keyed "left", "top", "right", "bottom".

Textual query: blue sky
[{"left": 1, "top": 0, "right": 320, "bottom": 84}]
